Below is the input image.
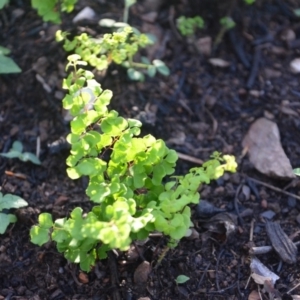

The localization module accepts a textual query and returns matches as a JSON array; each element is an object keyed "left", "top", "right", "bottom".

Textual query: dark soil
[{"left": 1, "top": 0, "right": 300, "bottom": 299}]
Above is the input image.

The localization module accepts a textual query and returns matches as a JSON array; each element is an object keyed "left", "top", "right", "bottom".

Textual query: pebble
[
  {"left": 290, "top": 58, "right": 300, "bottom": 73},
  {"left": 73, "top": 7, "right": 96, "bottom": 23},
  {"left": 261, "top": 199, "right": 268, "bottom": 209},
  {"left": 288, "top": 196, "right": 296, "bottom": 208},
  {"left": 260, "top": 210, "right": 276, "bottom": 220},
  {"left": 296, "top": 214, "right": 300, "bottom": 225}
]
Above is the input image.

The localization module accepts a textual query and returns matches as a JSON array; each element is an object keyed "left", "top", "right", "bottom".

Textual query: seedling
[
  {"left": 214, "top": 16, "right": 236, "bottom": 47},
  {"left": 30, "top": 55, "right": 237, "bottom": 272},
  {"left": 0, "top": 192, "right": 28, "bottom": 234},
  {"left": 123, "top": 0, "right": 136, "bottom": 24},
  {"left": 0, "top": 141, "right": 41, "bottom": 165},
  {"left": 176, "top": 16, "right": 204, "bottom": 37},
  {"left": 175, "top": 275, "right": 190, "bottom": 285},
  {"left": 56, "top": 26, "right": 169, "bottom": 81},
  {"left": 0, "top": 46, "right": 21, "bottom": 74}
]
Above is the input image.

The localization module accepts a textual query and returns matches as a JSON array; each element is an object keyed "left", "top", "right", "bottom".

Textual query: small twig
[
  {"left": 249, "top": 219, "right": 255, "bottom": 242},
  {"left": 287, "top": 281, "right": 300, "bottom": 294},
  {"left": 168, "top": 6, "right": 182, "bottom": 41},
  {"left": 236, "top": 265, "right": 243, "bottom": 298},
  {"left": 133, "top": 241, "right": 146, "bottom": 261},
  {"left": 246, "top": 46, "right": 261, "bottom": 89},
  {"left": 196, "top": 263, "right": 211, "bottom": 289},
  {"left": 204, "top": 108, "right": 218, "bottom": 139},
  {"left": 249, "top": 240, "right": 300, "bottom": 256},
  {"left": 176, "top": 152, "right": 204, "bottom": 165},
  {"left": 245, "top": 176, "right": 300, "bottom": 201},
  {"left": 154, "top": 246, "right": 170, "bottom": 269},
  {"left": 234, "top": 184, "right": 244, "bottom": 226},
  {"left": 228, "top": 29, "right": 250, "bottom": 69},
  {"left": 108, "top": 251, "right": 121, "bottom": 300},
  {"left": 36, "top": 136, "right": 41, "bottom": 159},
  {"left": 215, "top": 248, "right": 225, "bottom": 291}
]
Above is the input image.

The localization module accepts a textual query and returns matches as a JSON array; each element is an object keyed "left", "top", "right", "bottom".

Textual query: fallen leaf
[
  {"left": 196, "top": 36, "right": 212, "bottom": 56},
  {"left": 242, "top": 118, "right": 295, "bottom": 179},
  {"left": 250, "top": 257, "right": 279, "bottom": 286},
  {"left": 208, "top": 58, "right": 230, "bottom": 67},
  {"left": 251, "top": 272, "right": 272, "bottom": 285},
  {"left": 248, "top": 290, "right": 260, "bottom": 300}
]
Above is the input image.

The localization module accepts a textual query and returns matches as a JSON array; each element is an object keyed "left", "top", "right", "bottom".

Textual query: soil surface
[{"left": 1, "top": 0, "right": 300, "bottom": 299}]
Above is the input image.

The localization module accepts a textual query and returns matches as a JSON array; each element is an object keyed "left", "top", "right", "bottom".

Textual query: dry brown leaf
[
  {"left": 248, "top": 290, "right": 260, "bottom": 300},
  {"left": 242, "top": 118, "right": 295, "bottom": 179},
  {"left": 251, "top": 273, "right": 272, "bottom": 285},
  {"left": 208, "top": 58, "right": 230, "bottom": 67},
  {"left": 250, "top": 257, "right": 279, "bottom": 285},
  {"left": 196, "top": 36, "right": 212, "bottom": 56}
]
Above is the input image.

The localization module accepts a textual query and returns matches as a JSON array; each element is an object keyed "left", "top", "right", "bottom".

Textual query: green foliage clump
[
  {"left": 176, "top": 16, "right": 204, "bottom": 37},
  {"left": 0, "top": 193, "right": 28, "bottom": 234},
  {"left": 0, "top": 141, "right": 41, "bottom": 165},
  {"left": 31, "top": 0, "right": 78, "bottom": 24},
  {"left": 56, "top": 26, "right": 169, "bottom": 81},
  {"left": 0, "top": 46, "right": 21, "bottom": 74},
  {"left": 30, "top": 55, "right": 237, "bottom": 272}
]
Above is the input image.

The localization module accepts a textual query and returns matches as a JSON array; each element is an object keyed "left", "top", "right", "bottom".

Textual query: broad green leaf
[
  {"left": 152, "top": 60, "right": 170, "bottom": 76},
  {"left": 0, "top": 150, "right": 21, "bottom": 159},
  {"left": 0, "top": 55, "right": 21, "bottom": 74},
  {"left": 127, "top": 68, "right": 144, "bottom": 81},
  {"left": 21, "top": 152, "right": 41, "bottom": 165},
  {"left": 80, "top": 249, "right": 97, "bottom": 271},
  {"left": 175, "top": 275, "right": 190, "bottom": 284},
  {"left": 30, "top": 225, "right": 50, "bottom": 246},
  {"left": 38, "top": 213, "right": 53, "bottom": 229},
  {"left": 0, "top": 194, "right": 28, "bottom": 210},
  {"left": 12, "top": 141, "right": 23, "bottom": 152},
  {"left": 0, "top": 213, "right": 17, "bottom": 234},
  {"left": 293, "top": 168, "right": 300, "bottom": 176},
  {"left": 0, "top": 46, "right": 10, "bottom": 56},
  {"left": 147, "top": 65, "right": 156, "bottom": 77}
]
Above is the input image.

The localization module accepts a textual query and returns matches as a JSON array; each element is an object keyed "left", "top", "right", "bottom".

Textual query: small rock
[
  {"left": 242, "top": 185, "right": 251, "bottom": 201},
  {"left": 73, "top": 7, "right": 96, "bottom": 23},
  {"left": 134, "top": 261, "right": 151, "bottom": 284},
  {"left": 249, "top": 90, "right": 261, "bottom": 97},
  {"left": 261, "top": 199, "right": 268, "bottom": 209},
  {"left": 185, "top": 228, "right": 200, "bottom": 240},
  {"left": 288, "top": 196, "right": 296, "bottom": 208},
  {"left": 141, "top": 12, "right": 158, "bottom": 23},
  {"left": 260, "top": 210, "right": 276, "bottom": 220},
  {"left": 296, "top": 214, "right": 300, "bottom": 225},
  {"left": 208, "top": 58, "right": 230, "bottom": 68},
  {"left": 290, "top": 58, "right": 300, "bottom": 73},
  {"left": 281, "top": 29, "right": 296, "bottom": 42},
  {"left": 78, "top": 272, "right": 89, "bottom": 284},
  {"left": 264, "top": 68, "right": 281, "bottom": 79}
]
